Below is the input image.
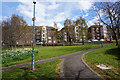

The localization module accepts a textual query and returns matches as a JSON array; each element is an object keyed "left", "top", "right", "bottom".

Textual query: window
[
  {"left": 83, "top": 32, "right": 85, "bottom": 35},
  {"left": 65, "top": 35, "right": 67, "bottom": 38},
  {"left": 43, "top": 38, "right": 45, "bottom": 41},
  {"left": 65, "top": 39, "right": 67, "bottom": 41},
  {"left": 76, "top": 27, "right": 78, "bottom": 30},
  {"left": 64, "top": 32, "right": 67, "bottom": 34},
  {"left": 53, "top": 41, "right": 56, "bottom": 43},
  {"left": 48, "top": 37, "right": 51, "bottom": 39},
  {"left": 97, "top": 27, "right": 99, "bottom": 30},
  {"left": 37, "top": 37, "right": 40, "bottom": 39},
  {"left": 48, "top": 33, "right": 51, "bottom": 35},
  {"left": 37, "top": 40, "right": 40, "bottom": 42},
  {"left": 97, "top": 37, "right": 100, "bottom": 39},
  {"left": 43, "top": 30, "right": 45, "bottom": 33},
  {"left": 48, "top": 40, "right": 51, "bottom": 43},
  {"left": 43, "top": 34, "right": 45, "bottom": 37},
  {"left": 97, "top": 30, "right": 99, "bottom": 33},
  {"left": 26, "top": 41, "right": 28, "bottom": 43},
  {"left": 36, "top": 30, "right": 40, "bottom": 32},
  {"left": 37, "top": 33, "right": 40, "bottom": 35},
  {"left": 97, "top": 34, "right": 100, "bottom": 36},
  {"left": 48, "top": 29, "right": 51, "bottom": 32},
  {"left": 76, "top": 30, "right": 78, "bottom": 32}
]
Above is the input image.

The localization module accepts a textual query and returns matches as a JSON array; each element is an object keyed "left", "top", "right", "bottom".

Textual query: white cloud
[
  {"left": 78, "top": 0, "right": 94, "bottom": 11},
  {"left": 16, "top": 1, "right": 65, "bottom": 29},
  {"left": 47, "top": 1, "right": 60, "bottom": 9},
  {"left": 71, "top": 15, "right": 79, "bottom": 21},
  {"left": 87, "top": 9, "right": 105, "bottom": 27},
  {"left": 83, "top": 13, "right": 88, "bottom": 18},
  {"left": 57, "top": 23, "right": 64, "bottom": 30},
  {"left": 17, "top": 0, "right": 95, "bottom": 29},
  {"left": 88, "top": 16, "right": 99, "bottom": 26},
  {"left": 54, "top": 12, "right": 66, "bottom": 22},
  {"left": 0, "top": 16, "right": 10, "bottom": 21}
]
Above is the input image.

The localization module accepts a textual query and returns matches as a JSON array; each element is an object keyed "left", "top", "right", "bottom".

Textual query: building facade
[
  {"left": 88, "top": 25, "right": 112, "bottom": 41},
  {"left": 35, "top": 26, "right": 57, "bottom": 44},
  {"left": 60, "top": 26, "right": 88, "bottom": 43},
  {"left": 61, "top": 26, "right": 75, "bottom": 42},
  {"left": 17, "top": 26, "right": 57, "bottom": 45},
  {"left": 74, "top": 26, "right": 88, "bottom": 42}
]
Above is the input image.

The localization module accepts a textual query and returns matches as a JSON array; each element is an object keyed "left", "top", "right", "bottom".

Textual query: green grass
[
  {"left": 2, "top": 60, "right": 61, "bottom": 80},
  {"left": 2, "top": 44, "right": 108, "bottom": 67},
  {"left": 84, "top": 44, "right": 120, "bottom": 79},
  {"left": 2, "top": 48, "right": 38, "bottom": 65}
]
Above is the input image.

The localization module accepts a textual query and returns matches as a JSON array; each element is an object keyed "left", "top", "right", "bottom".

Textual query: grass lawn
[
  {"left": 2, "top": 60, "right": 61, "bottom": 80},
  {"left": 84, "top": 44, "right": 120, "bottom": 79},
  {"left": 2, "top": 44, "right": 108, "bottom": 67}
]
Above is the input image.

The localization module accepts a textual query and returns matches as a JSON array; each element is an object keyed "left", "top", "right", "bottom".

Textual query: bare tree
[
  {"left": 94, "top": 1, "right": 120, "bottom": 46},
  {"left": 64, "top": 18, "right": 74, "bottom": 45},
  {"left": 2, "top": 14, "right": 28, "bottom": 47},
  {"left": 75, "top": 17, "right": 88, "bottom": 45}
]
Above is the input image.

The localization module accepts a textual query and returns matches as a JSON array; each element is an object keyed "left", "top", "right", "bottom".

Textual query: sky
[{"left": 0, "top": 0, "right": 117, "bottom": 30}]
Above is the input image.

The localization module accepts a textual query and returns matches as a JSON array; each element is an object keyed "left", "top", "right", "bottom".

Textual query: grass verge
[
  {"left": 2, "top": 60, "right": 61, "bottom": 80},
  {"left": 84, "top": 44, "right": 120, "bottom": 80}
]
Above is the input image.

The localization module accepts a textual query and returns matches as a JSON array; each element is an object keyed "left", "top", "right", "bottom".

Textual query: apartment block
[
  {"left": 35, "top": 26, "right": 57, "bottom": 44},
  {"left": 74, "top": 26, "right": 88, "bottom": 42},
  {"left": 88, "top": 25, "right": 112, "bottom": 41},
  {"left": 61, "top": 26, "right": 75, "bottom": 42},
  {"left": 61, "top": 26, "right": 88, "bottom": 42}
]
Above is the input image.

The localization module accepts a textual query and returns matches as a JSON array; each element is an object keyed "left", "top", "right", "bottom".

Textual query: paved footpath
[
  {"left": 61, "top": 47, "right": 104, "bottom": 80},
  {"left": 1, "top": 46, "right": 107, "bottom": 80}
]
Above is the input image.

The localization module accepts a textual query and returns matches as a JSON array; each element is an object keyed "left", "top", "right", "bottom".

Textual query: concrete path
[{"left": 61, "top": 47, "right": 104, "bottom": 80}]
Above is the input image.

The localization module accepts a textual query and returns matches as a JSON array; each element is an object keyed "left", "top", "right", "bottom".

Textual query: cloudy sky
[{"left": 1, "top": 0, "right": 116, "bottom": 30}]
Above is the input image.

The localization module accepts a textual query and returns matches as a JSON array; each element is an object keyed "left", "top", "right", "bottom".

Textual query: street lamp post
[{"left": 32, "top": 0, "right": 36, "bottom": 71}]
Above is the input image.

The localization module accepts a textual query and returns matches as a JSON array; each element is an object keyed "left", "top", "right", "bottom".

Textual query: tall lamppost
[{"left": 32, "top": 0, "right": 36, "bottom": 70}]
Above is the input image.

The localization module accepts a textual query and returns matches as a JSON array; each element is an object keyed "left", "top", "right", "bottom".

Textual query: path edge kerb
[
  {"left": 60, "top": 59, "right": 65, "bottom": 79},
  {"left": 81, "top": 49, "right": 105, "bottom": 80}
]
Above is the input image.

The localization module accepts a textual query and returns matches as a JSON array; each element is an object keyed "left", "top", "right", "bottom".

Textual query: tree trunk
[
  {"left": 114, "top": 33, "right": 118, "bottom": 46},
  {"left": 115, "top": 36, "right": 118, "bottom": 46},
  {"left": 69, "top": 36, "right": 72, "bottom": 46},
  {"left": 82, "top": 37, "right": 84, "bottom": 45}
]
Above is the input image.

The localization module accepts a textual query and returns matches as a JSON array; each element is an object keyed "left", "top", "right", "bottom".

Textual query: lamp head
[{"left": 33, "top": 0, "right": 36, "bottom": 4}]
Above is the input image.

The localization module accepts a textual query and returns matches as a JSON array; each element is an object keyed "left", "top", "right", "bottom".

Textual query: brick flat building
[
  {"left": 35, "top": 26, "right": 57, "bottom": 44},
  {"left": 17, "top": 26, "right": 57, "bottom": 45},
  {"left": 60, "top": 26, "right": 75, "bottom": 42},
  {"left": 88, "top": 25, "right": 112, "bottom": 41},
  {"left": 74, "top": 26, "right": 88, "bottom": 42},
  {"left": 60, "top": 26, "right": 88, "bottom": 43}
]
